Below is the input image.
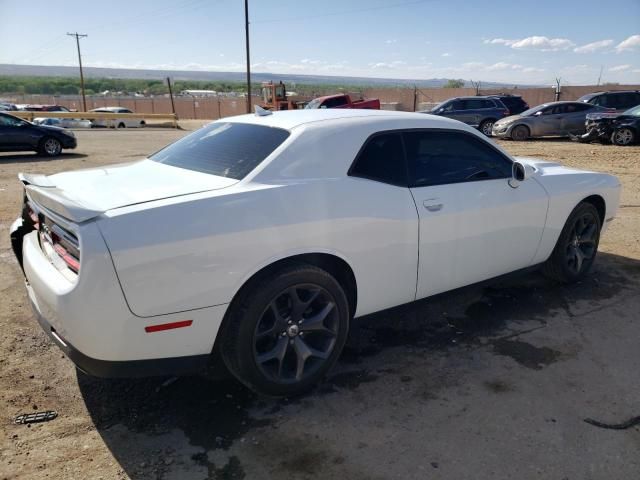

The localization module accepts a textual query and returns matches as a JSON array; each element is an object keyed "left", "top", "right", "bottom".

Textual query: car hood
[
  {"left": 495, "top": 114, "right": 524, "bottom": 125},
  {"left": 23, "top": 159, "right": 237, "bottom": 221},
  {"left": 34, "top": 123, "right": 70, "bottom": 134}
]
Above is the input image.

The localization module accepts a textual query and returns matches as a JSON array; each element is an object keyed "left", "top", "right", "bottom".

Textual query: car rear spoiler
[{"left": 18, "top": 173, "right": 104, "bottom": 223}]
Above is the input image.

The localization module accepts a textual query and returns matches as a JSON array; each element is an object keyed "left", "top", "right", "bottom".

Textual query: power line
[{"left": 67, "top": 32, "right": 88, "bottom": 112}]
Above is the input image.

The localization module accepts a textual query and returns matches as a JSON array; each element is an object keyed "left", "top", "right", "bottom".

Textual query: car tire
[
  {"left": 479, "top": 119, "right": 496, "bottom": 136},
  {"left": 611, "top": 128, "right": 635, "bottom": 146},
  {"left": 542, "top": 202, "right": 601, "bottom": 283},
  {"left": 117, "top": 122, "right": 126, "bottom": 129},
  {"left": 510, "top": 125, "right": 530, "bottom": 141},
  {"left": 140, "top": 120, "right": 146, "bottom": 127},
  {"left": 38, "top": 137, "right": 62, "bottom": 157},
  {"left": 219, "top": 264, "right": 350, "bottom": 397}
]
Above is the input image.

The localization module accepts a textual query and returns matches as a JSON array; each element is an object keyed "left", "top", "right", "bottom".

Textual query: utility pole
[
  {"left": 244, "top": 0, "right": 252, "bottom": 113},
  {"left": 166, "top": 77, "right": 176, "bottom": 116},
  {"left": 67, "top": 32, "right": 88, "bottom": 112},
  {"left": 596, "top": 65, "right": 604, "bottom": 86}
]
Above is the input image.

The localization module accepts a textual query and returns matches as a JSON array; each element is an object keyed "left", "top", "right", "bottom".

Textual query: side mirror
[{"left": 509, "top": 161, "right": 534, "bottom": 188}]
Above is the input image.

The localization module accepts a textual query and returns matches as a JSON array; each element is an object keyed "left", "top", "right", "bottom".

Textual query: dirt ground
[{"left": 1, "top": 123, "right": 639, "bottom": 480}]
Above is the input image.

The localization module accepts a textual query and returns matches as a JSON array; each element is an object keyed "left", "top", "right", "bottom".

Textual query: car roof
[{"left": 220, "top": 109, "right": 466, "bottom": 130}]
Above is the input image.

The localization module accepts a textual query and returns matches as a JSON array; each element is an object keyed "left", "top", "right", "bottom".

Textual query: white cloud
[
  {"left": 573, "top": 39, "right": 613, "bottom": 53},
  {"left": 483, "top": 38, "right": 514, "bottom": 45},
  {"left": 369, "top": 60, "right": 406, "bottom": 69},
  {"left": 384, "top": 39, "right": 397, "bottom": 44},
  {"left": 609, "top": 64, "right": 631, "bottom": 71},
  {"left": 485, "top": 36, "right": 575, "bottom": 51},
  {"left": 616, "top": 34, "right": 640, "bottom": 52},
  {"left": 441, "top": 52, "right": 451, "bottom": 57},
  {"left": 485, "top": 62, "right": 523, "bottom": 71}
]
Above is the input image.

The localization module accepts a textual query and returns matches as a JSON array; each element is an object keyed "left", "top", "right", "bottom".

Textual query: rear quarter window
[{"left": 150, "top": 122, "right": 290, "bottom": 179}]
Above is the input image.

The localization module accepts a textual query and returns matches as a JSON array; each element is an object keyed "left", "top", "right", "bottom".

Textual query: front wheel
[
  {"left": 510, "top": 125, "right": 530, "bottom": 141},
  {"left": 220, "top": 264, "right": 350, "bottom": 396},
  {"left": 542, "top": 202, "right": 601, "bottom": 283},
  {"left": 611, "top": 128, "right": 635, "bottom": 146},
  {"left": 38, "top": 137, "right": 62, "bottom": 157}
]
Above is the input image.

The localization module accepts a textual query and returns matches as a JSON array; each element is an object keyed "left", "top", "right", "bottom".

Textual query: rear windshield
[{"left": 150, "top": 122, "right": 290, "bottom": 179}]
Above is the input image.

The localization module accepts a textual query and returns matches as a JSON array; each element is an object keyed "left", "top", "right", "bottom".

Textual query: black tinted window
[
  {"left": 151, "top": 122, "right": 290, "bottom": 179},
  {"left": 350, "top": 133, "right": 406, "bottom": 186},
  {"left": 324, "top": 96, "right": 348, "bottom": 107},
  {"left": 404, "top": 130, "right": 512, "bottom": 187}
]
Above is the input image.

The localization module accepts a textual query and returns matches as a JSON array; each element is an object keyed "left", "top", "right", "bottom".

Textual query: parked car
[
  {"left": 33, "top": 117, "right": 92, "bottom": 129},
  {"left": 425, "top": 96, "right": 510, "bottom": 136},
  {"left": 0, "top": 102, "right": 18, "bottom": 111},
  {"left": 488, "top": 94, "right": 529, "bottom": 115},
  {"left": 0, "top": 112, "right": 77, "bottom": 156},
  {"left": 24, "top": 105, "right": 71, "bottom": 112},
  {"left": 578, "top": 91, "right": 640, "bottom": 112},
  {"left": 90, "top": 107, "right": 146, "bottom": 128},
  {"left": 571, "top": 104, "right": 640, "bottom": 146},
  {"left": 10, "top": 109, "right": 620, "bottom": 396},
  {"left": 492, "top": 101, "right": 610, "bottom": 140},
  {"left": 305, "top": 94, "right": 380, "bottom": 110}
]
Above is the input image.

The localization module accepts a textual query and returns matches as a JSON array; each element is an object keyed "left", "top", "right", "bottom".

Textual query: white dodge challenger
[{"left": 10, "top": 109, "right": 621, "bottom": 396}]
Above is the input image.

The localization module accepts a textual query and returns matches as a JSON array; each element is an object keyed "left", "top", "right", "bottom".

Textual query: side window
[
  {"left": 442, "top": 101, "right": 456, "bottom": 112},
  {"left": 404, "top": 130, "right": 513, "bottom": 188},
  {"left": 349, "top": 133, "right": 407, "bottom": 186},
  {"left": 463, "top": 99, "right": 484, "bottom": 109},
  {"left": 572, "top": 103, "right": 591, "bottom": 112},
  {"left": 324, "top": 97, "right": 348, "bottom": 108},
  {"left": 551, "top": 105, "right": 567, "bottom": 115},
  {"left": 589, "top": 95, "right": 604, "bottom": 107},
  {"left": 0, "top": 115, "right": 24, "bottom": 127},
  {"left": 482, "top": 99, "right": 496, "bottom": 109}
]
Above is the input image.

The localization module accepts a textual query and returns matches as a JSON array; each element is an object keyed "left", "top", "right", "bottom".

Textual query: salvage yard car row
[{"left": 423, "top": 89, "right": 640, "bottom": 144}]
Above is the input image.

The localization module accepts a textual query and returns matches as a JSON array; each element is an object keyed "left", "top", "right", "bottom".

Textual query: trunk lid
[{"left": 21, "top": 159, "right": 237, "bottom": 222}]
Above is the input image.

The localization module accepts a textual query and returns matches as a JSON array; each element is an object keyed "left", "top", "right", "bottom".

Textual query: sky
[{"left": 1, "top": 0, "right": 639, "bottom": 85}]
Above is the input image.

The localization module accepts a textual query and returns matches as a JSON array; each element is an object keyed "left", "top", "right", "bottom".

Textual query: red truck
[{"left": 304, "top": 93, "right": 380, "bottom": 110}]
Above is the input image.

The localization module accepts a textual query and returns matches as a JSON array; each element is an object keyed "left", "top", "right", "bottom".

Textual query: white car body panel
[
  {"left": 13, "top": 109, "right": 621, "bottom": 369},
  {"left": 412, "top": 176, "right": 548, "bottom": 298}
]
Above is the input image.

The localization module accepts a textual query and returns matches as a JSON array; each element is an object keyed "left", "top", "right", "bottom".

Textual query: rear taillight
[
  {"left": 502, "top": 109, "right": 510, "bottom": 116},
  {"left": 33, "top": 207, "right": 81, "bottom": 276}
]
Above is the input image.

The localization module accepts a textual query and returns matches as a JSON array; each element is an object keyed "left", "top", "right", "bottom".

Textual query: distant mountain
[{"left": 0, "top": 64, "right": 521, "bottom": 88}]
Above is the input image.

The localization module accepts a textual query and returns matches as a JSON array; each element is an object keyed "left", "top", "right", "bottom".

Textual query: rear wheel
[
  {"left": 611, "top": 128, "right": 635, "bottom": 146},
  {"left": 117, "top": 122, "right": 126, "bottom": 129},
  {"left": 542, "top": 202, "right": 601, "bottom": 283},
  {"left": 511, "top": 125, "right": 530, "bottom": 141},
  {"left": 479, "top": 119, "right": 496, "bottom": 136},
  {"left": 220, "top": 264, "right": 350, "bottom": 396},
  {"left": 38, "top": 137, "right": 62, "bottom": 157}
]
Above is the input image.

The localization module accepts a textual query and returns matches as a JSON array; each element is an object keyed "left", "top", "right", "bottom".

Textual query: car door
[
  {"left": 561, "top": 103, "right": 591, "bottom": 134},
  {"left": 438, "top": 100, "right": 465, "bottom": 122},
  {"left": 0, "top": 114, "right": 36, "bottom": 150},
  {"left": 460, "top": 98, "right": 485, "bottom": 127},
  {"left": 405, "top": 129, "right": 549, "bottom": 298},
  {"left": 535, "top": 105, "right": 566, "bottom": 136}
]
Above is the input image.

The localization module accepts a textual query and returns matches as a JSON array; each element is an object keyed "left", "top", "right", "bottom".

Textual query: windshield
[
  {"left": 519, "top": 104, "right": 550, "bottom": 116},
  {"left": 305, "top": 98, "right": 322, "bottom": 109},
  {"left": 624, "top": 105, "right": 640, "bottom": 116},
  {"left": 150, "top": 122, "right": 290, "bottom": 179}
]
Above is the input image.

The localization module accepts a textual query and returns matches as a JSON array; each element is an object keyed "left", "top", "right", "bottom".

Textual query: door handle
[{"left": 423, "top": 199, "right": 443, "bottom": 212}]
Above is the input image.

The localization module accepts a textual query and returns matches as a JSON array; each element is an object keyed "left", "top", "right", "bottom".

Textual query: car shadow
[
  {"left": 0, "top": 152, "right": 88, "bottom": 163},
  {"left": 77, "top": 251, "right": 640, "bottom": 478}
]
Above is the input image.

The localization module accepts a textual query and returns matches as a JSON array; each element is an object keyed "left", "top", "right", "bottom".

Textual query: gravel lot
[{"left": 1, "top": 124, "right": 639, "bottom": 480}]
